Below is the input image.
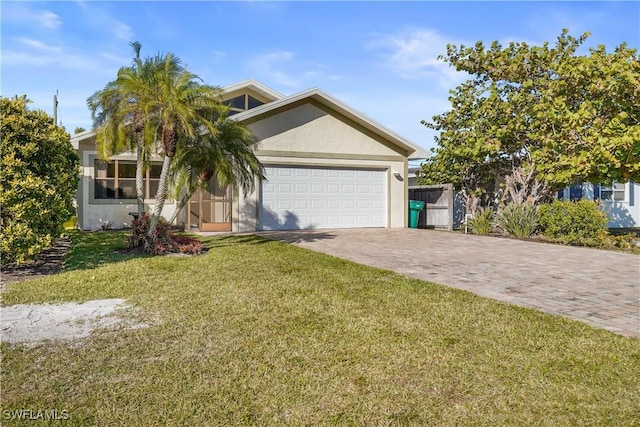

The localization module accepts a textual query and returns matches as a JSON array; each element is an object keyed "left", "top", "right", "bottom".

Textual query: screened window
[
  {"left": 94, "top": 160, "right": 162, "bottom": 200},
  {"left": 599, "top": 182, "right": 625, "bottom": 201}
]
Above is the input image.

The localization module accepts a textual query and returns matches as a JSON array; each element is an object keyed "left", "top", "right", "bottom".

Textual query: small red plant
[{"left": 128, "top": 212, "right": 203, "bottom": 255}]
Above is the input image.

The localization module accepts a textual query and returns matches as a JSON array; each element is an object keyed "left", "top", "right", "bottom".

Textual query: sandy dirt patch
[{"left": 1, "top": 299, "right": 143, "bottom": 345}]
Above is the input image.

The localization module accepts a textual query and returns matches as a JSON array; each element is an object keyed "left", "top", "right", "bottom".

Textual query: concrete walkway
[{"left": 261, "top": 228, "right": 640, "bottom": 339}]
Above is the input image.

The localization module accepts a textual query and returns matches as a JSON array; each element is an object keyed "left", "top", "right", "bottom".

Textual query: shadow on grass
[
  {"left": 65, "top": 230, "right": 336, "bottom": 274},
  {"left": 256, "top": 230, "right": 337, "bottom": 244},
  {"left": 200, "top": 234, "right": 273, "bottom": 249},
  {"left": 65, "top": 230, "right": 149, "bottom": 272}
]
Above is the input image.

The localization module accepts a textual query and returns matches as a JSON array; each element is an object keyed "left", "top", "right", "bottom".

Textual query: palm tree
[
  {"left": 167, "top": 114, "right": 265, "bottom": 225},
  {"left": 90, "top": 44, "right": 226, "bottom": 248},
  {"left": 138, "top": 52, "right": 225, "bottom": 243},
  {"left": 88, "top": 42, "right": 156, "bottom": 215}
]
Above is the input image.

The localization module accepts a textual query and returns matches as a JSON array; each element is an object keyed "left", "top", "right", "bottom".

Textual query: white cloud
[
  {"left": 249, "top": 51, "right": 301, "bottom": 88},
  {"left": 3, "top": 38, "right": 124, "bottom": 74},
  {"left": 113, "top": 22, "right": 135, "bottom": 41},
  {"left": 37, "top": 9, "right": 63, "bottom": 29},
  {"left": 2, "top": 4, "right": 63, "bottom": 30},
  {"left": 367, "top": 28, "right": 469, "bottom": 88},
  {"left": 75, "top": 2, "right": 134, "bottom": 41},
  {"left": 14, "top": 38, "right": 62, "bottom": 53},
  {"left": 248, "top": 51, "right": 340, "bottom": 89}
]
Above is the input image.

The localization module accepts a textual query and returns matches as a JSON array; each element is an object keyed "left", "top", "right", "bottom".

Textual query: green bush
[
  {"left": 1, "top": 97, "right": 79, "bottom": 264},
  {"left": 495, "top": 202, "right": 540, "bottom": 238},
  {"left": 601, "top": 233, "right": 638, "bottom": 251},
  {"left": 538, "top": 200, "right": 608, "bottom": 244},
  {"left": 468, "top": 209, "right": 493, "bottom": 235}
]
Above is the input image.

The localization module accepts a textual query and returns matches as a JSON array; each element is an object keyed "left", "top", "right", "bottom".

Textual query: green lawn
[{"left": 1, "top": 231, "right": 639, "bottom": 426}]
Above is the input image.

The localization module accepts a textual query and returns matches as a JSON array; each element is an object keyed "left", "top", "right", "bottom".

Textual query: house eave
[{"left": 231, "top": 88, "right": 429, "bottom": 160}]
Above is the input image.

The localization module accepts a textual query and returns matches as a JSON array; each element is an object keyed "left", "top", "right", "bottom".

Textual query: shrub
[
  {"left": 495, "top": 202, "right": 540, "bottom": 238},
  {"left": 128, "top": 212, "right": 202, "bottom": 255},
  {"left": 538, "top": 200, "right": 608, "bottom": 245},
  {"left": 0, "top": 97, "right": 79, "bottom": 264},
  {"left": 171, "top": 235, "right": 204, "bottom": 255},
  {"left": 601, "top": 233, "right": 638, "bottom": 251},
  {"left": 468, "top": 209, "right": 493, "bottom": 235}
]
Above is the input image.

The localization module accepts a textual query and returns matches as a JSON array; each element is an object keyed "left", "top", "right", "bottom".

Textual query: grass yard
[{"left": 1, "top": 231, "right": 639, "bottom": 426}]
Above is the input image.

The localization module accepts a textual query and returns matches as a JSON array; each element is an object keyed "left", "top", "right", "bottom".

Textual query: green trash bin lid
[{"left": 409, "top": 200, "right": 425, "bottom": 210}]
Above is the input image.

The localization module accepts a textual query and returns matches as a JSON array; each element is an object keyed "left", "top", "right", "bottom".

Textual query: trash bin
[{"left": 408, "top": 200, "right": 425, "bottom": 228}]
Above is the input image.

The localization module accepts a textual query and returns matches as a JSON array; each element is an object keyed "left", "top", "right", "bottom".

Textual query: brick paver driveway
[{"left": 262, "top": 228, "right": 640, "bottom": 339}]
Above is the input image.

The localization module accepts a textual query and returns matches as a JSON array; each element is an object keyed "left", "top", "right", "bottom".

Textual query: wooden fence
[{"left": 408, "top": 184, "right": 454, "bottom": 230}]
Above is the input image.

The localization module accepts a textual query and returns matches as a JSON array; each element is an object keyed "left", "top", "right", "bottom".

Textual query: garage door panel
[{"left": 259, "top": 166, "right": 386, "bottom": 230}]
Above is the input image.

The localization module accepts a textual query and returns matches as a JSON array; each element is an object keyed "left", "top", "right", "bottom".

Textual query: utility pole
[{"left": 53, "top": 90, "right": 59, "bottom": 126}]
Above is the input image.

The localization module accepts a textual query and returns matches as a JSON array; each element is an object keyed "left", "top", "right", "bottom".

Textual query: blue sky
[{"left": 2, "top": 1, "right": 639, "bottom": 153}]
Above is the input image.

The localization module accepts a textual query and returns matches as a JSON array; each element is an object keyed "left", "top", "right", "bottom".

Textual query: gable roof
[
  {"left": 231, "top": 87, "right": 430, "bottom": 160},
  {"left": 221, "top": 80, "right": 284, "bottom": 102},
  {"left": 71, "top": 81, "right": 429, "bottom": 160}
]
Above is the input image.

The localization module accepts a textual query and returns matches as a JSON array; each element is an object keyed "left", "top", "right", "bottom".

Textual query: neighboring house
[
  {"left": 407, "top": 167, "right": 421, "bottom": 187},
  {"left": 71, "top": 80, "right": 429, "bottom": 232},
  {"left": 558, "top": 182, "right": 639, "bottom": 228}
]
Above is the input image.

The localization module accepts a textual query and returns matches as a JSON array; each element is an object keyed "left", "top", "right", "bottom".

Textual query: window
[
  {"left": 223, "top": 94, "right": 265, "bottom": 115},
  {"left": 247, "top": 95, "right": 264, "bottom": 109},
  {"left": 225, "top": 95, "right": 245, "bottom": 109},
  {"left": 598, "top": 182, "right": 625, "bottom": 201},
  {"left": 94, "top": 160, "right": 162, "bottom": 200}
]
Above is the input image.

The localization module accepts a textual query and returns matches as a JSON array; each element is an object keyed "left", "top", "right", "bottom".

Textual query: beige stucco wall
[
  {"left": 76, "top": 139, "right": 178, "bottom": 231},
  {"left": 234, "top": 102, "right": 409, "bottom": 232}
]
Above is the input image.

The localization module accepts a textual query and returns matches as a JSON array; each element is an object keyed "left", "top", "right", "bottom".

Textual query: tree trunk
[
  {"left": 167, "top": 193, "right": 189, "bottom": 225},
  {"left": 146, "top": 155, "right": 172, "bottom": 250},
  {"left": 166, "top": 178, "right": 207, "bottom": 225},
  {"left": 136, "top": 131, "right": 145, "bottom": 215}
]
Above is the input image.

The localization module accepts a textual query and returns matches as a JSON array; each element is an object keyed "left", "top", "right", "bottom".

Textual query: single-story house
[
  {"left": 558, "top": 182, "right": 640, "bottom": 228},
  {"left": 71, "top": 80, "right": 429, "bottom": 232}
]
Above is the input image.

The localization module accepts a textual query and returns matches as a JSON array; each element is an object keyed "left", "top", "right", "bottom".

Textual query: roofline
[
  {"left": 69, "top": 82, "right": 430, "bottom": 160},
  {"left": 231, "top": 88, "right": 430, "bottom": 160},
  {"left": 221, "top": 80, "right": 284, "bottom": 101},
  {"left": 70, "top": 129, "right": 95, "bottom": 149}
]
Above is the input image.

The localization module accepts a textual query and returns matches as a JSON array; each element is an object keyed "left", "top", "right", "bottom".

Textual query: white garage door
[{"left": 259, "top": 166, "right": 386, "bottom": 230}]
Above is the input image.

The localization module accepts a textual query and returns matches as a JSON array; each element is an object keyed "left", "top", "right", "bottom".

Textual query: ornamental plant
[
  {"left": 538, "top": 199, "right": 608, "bottom": 245},
  {"left": 468, "top": 209, "right": 493, "bottom": 235},
  {"left": 494, "top": 202, "right": 540, "bottom": 238},
  {"left": 128, "top": 212, "right": 202, "bottom": 255}
]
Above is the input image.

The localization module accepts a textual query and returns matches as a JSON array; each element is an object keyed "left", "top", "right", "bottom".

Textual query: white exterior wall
[
  {"left": 598, "top": 182, "right": 640, "bottom": 228},
  {"left": 79, "top": 149, "right": 178, "bottom": 231},
  {"left": 561, "top": 182, "right": 640, "bottom": 228},
  {"left": 234, "top": 103, "right": 409, "bottom": 232}
]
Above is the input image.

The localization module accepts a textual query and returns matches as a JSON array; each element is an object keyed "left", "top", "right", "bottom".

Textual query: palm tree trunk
[
  {"left": 147, "top": 155, "right": 172, "bottom": 243},
  {"left": 167, "top": 178, "right": 207, "bottom": 225},
  {"left": 167, "top": 192, "right": 190, "bottom": 225},
  {"left": 136, "top": 131, "right": 144, "bottom": 215}
]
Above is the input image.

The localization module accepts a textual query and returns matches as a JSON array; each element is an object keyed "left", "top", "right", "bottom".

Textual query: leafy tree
[
  {"left": 1, "top": 96, "right": 79, "bottom": 264},
  {"left": 74, "top": 127, "right": 86, "bottom": 134},
  {"left": 421, "top": 30, "right": 639, "bottom": 213},
  {"left": 167, "top": 115, "right": 265, "bottom": 225}
]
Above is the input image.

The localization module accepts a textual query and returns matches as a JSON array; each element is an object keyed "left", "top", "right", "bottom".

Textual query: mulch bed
[{"left": 1, "top": 237, "right": 72, "bottom": 287}]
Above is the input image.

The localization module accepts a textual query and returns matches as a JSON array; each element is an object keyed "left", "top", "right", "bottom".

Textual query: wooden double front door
[{"left": 187, "top": 178, "right": 232, "bottom": 232}]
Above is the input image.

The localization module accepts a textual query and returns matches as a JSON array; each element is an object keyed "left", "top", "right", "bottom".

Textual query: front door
[{"left": 187, "top": 178, "right": 232, "bottom": 231}]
